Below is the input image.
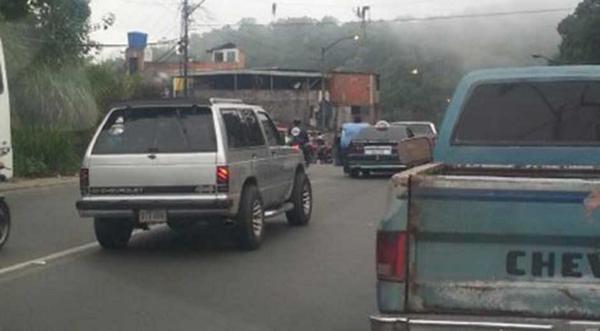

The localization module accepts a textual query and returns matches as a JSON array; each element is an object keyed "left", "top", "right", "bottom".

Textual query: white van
[{"left": 0, "top": 38, "right": 12, "bottom": 181}]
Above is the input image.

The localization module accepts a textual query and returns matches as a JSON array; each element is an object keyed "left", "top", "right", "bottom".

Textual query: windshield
[
  {"left": 454, "top": 81, "right": 600, "bottom": 146},
  {"left": 92, "top": 107, "right": 216, "bottom": 154}
]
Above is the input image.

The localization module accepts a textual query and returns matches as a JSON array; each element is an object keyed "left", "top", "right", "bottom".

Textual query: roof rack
[{"left": 209, "top": 98, "right": 244, "bottom": 104}]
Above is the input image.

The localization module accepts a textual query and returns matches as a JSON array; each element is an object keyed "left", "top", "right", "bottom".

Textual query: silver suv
[{"left": 76, "top": 98, "right": 312, "bottom": 250}]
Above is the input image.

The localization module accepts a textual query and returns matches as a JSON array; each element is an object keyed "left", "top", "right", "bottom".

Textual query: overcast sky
[{"left": 90, "top": 0, "right": 580, "bottom": 53}]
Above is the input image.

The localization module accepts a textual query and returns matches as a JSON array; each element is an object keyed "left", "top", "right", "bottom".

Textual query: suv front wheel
[
  {"left": 286, "top": 172, "right": 312, "bottom": 226},
  {"left": 94, "top": 218, "right": 134, "bottom": 249},
  {"left": 235, "top": 185, "right": 264, "bottom": 250}
]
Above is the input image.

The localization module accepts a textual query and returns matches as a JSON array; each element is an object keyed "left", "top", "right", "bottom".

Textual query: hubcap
[
  {"left": 251, "top": 200, "right": 264, "bottom": 238},
  {"left": 302, "top": 183, "right": 312, "bottom": 216}
]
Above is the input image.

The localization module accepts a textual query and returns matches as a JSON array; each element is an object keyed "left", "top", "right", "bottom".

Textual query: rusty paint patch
[
  {"left": 559, "top": 288, "right": 582, "bottom": 303},
  {"left": 584, "top": 191, "right": 600, "bottom": 216}
]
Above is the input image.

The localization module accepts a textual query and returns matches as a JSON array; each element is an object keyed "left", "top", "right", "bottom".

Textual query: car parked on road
[
  {"left": 76, "top": 98, "right": 312, "bottom": 250},
  {"left": 346, "top": 121, "right": 422, "bottom": 177}
]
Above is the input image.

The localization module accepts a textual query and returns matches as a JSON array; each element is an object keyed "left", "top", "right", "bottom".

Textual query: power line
[
  {"left": 191, "top": 6, "right": 575, "bottom": 28},
  {"left": 386, "top": 7, "right": 574, "bottom": 23}
]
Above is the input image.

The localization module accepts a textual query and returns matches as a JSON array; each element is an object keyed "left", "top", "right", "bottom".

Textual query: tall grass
[{"left": 12, "top": 128, "right": 84, "bottom": 178}]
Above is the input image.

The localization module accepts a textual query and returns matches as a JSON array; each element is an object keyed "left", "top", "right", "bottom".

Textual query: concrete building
[
  {"left": 177, "top": 69, "right": 379, "bottom": 129},
  {"left": 124, "top": 31, "right": 379, "bottom": 129}
]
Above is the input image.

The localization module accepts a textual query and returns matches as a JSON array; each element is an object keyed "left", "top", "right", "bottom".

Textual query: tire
[
  {"left": 235, "top": 185, "right": 264, "bottom": 250},
  {"left": 94, "top": 218, "right": 134, "bottom": 249},
  {"left": 0, "top": 201, "right": 10, "bottom": 250},
  {"left": 349, "top": 169, "right": 360, "bottom": 178},
  {"left": 286, "top": 171, "right": 312, "bottom": 226}
]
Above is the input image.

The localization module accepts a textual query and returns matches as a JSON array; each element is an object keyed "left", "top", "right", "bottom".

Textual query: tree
[{"left": 557, "top": 0, "right": 600, "bottom": 64}]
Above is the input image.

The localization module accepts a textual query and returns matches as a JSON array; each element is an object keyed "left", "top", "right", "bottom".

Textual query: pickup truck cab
[
  {"left": 371, "top": 66, "right": 600, "bottom": 330},
  {"left": 76, "top": 98, "right": 312, "bottom": 251}
]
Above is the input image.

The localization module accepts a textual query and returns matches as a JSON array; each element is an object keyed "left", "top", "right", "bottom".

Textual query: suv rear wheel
[
  {"left": 286, "top": 171, "right": 312, "bottom": 226},
  {"left": 94, "top": 218, "right": 134, "bottom": 249},
  {"left": 235, "top": 185, "right": 264, "bottom": 250}
]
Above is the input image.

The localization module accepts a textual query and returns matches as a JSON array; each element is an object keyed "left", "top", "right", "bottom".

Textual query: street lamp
[
  {"left": 531, "top": 54, "right": 556, "bottom": 65},
  {"left": 410, "top": 68, "right": 419, "bottom": 75},
  {"left": 320, "top": 34, "right": 360, "bottom": 130}
]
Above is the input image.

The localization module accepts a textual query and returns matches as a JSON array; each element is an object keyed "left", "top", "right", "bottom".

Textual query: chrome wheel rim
[
  {"left": 302, "top": 182, "right": 312, "bottom": 216},
  {"left": 251, "top": 199, "right": 264, "bottom": 238}
]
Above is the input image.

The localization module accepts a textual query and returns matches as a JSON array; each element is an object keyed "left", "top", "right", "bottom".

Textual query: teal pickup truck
[{"left": 371, "top": 66, "right": 600, "bottom": 331}]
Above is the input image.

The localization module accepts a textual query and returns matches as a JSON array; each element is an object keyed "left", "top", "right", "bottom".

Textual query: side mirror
[{"left": 397, "top": 137, "right": 433, "bottom": 167}]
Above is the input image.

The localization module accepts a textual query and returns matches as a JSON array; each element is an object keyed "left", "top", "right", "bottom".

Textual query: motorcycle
[
  {"left": 314, "top": 137, "right": 333, "bottom": 164},
  {"left": 0, "top": 161, "right": 10, "bottom": 250}
]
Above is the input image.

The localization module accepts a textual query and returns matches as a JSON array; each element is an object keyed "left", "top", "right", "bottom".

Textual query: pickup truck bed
[{"left": 378, "top": 163, "right": 600, "bottom": 321}]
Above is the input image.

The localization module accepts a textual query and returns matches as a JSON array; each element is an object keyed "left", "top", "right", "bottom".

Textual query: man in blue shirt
[{"left": 339, "top": 115, "right": 369, "bottom": 174}]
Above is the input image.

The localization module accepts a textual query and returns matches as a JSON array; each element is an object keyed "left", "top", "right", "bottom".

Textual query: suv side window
[
  {"left": 257, "top": 112, "right": 284, "bottom": 146},
  {"left": 221, "top": 109, "right": 247, "bottom": 148},
  {"left": 241, "top": 109, "right": 266, "bottom": 147}
]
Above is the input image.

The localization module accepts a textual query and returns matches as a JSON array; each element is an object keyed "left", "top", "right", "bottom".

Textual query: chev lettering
[
  {"left": 90, "top": 187, "right": 144, "bottom": 195},
  {"left": 507, "top": 251, "right": 600, "bottom": 278}
]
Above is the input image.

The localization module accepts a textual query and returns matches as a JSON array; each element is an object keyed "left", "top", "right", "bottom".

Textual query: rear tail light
[
  {"left": 376, "top": 231, "right": 407, "bottom": 282},
  {"left": 216, "top": 165, "right": 229, "bottom": 193},
  {"left": 291, "top": 144, "right": 301, "bottom": 151},
  {"left": 79, "top": 168, "right": 89, "bottom": 195}
]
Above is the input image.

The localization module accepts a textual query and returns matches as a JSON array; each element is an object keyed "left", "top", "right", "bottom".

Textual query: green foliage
[
  {"left": 557, "top": 0, "right": 600, "bottom": 64},
  {"left": 12, "top": 128, "right": 82, "bottom": 178},
  {"left": 11, "top": 64, "right": 99, "bottom": 130}
]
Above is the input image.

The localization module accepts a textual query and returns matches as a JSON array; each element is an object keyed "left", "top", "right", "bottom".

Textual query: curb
[{"left": 0, "top": 177, "right": 78, "bottom": 193}]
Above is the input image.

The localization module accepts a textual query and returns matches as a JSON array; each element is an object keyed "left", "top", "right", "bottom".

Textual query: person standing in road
[
  {"left": 340, "top": 114, "right": 370, "bottom": 174},
  {"left": 289, "top": 118, "right": 310, "bottom": 165}
]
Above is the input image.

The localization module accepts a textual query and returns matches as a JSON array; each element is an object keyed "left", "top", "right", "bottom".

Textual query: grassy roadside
[{"left": 12, "top": 128, "right": 92, "bottom": 178}]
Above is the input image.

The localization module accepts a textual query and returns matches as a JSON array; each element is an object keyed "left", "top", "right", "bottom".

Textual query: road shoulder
[{"left": 0, "top": 177, "right": 78, "bottom": 193}]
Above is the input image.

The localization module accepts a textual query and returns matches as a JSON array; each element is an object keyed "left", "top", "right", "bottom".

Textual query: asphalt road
[{"left": 0, "top": 165, "right": 389, "bottom": 331}]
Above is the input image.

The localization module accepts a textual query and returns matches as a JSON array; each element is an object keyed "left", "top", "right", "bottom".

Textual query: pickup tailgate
[{"left": 407, "top": 172, "right": 600, "bottom": 319}]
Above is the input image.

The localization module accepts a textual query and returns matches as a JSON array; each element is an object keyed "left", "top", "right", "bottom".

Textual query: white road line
[
  {"left": 0, "top": 177, "right": 333, "bottom": 277},
  {"left": 0, "top": 241, "right": 99, "bottom": 276},
  {"left": 0, "top": 230, "right": 144, "bottom": 277}
]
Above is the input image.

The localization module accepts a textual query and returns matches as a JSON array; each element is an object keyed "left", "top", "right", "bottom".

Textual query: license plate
[
  {"left": 365, "top": 146, "right": 392, "bottom": 155},
  {"left": 139, "top": 209, "right": 167, "bottom": 223}
]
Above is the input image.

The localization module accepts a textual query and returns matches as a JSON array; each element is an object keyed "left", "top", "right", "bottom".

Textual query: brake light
[
  {"left": 79, "top": 168, "right": 89, "bottom": 195},
  {"left": 216, "top": 166, "right": 229, "bottom": 193},
  {"left": 291, "top": 144, "right": 301, "bottom": 151},
  {"left": 376, "top": 231, "right": 407, "bottom": 282}
]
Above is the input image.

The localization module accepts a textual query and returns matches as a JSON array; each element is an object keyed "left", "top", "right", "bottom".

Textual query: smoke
[{"left": 379, "top": 0, "right": 580, "bottom": 71}]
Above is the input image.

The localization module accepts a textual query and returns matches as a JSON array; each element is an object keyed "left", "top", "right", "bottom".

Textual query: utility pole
[
  {"left": 319, "top": 35, "right": 360, "bottom": 131},
  {"left": 182, "top": 0, "right": 190, "bottom": 97},
  {"left": 180, "top": 0, "right": 205, "bottom": 97}
]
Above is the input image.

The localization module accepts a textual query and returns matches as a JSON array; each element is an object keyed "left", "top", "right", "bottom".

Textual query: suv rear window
[
  {"left": 92, "top": 106, "right": 216, "bottom": 154},
  {"left": 453, "top": 81, "right": 600, "bottom": 146}
]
